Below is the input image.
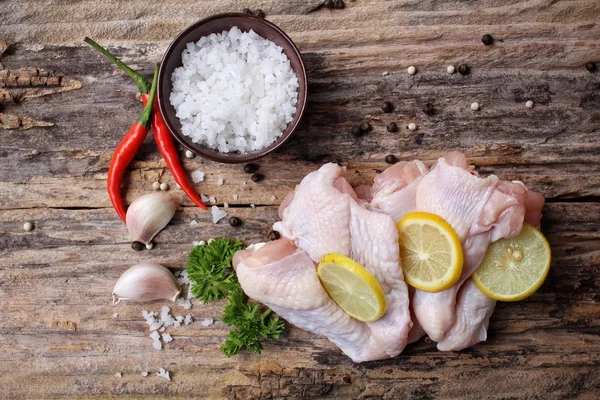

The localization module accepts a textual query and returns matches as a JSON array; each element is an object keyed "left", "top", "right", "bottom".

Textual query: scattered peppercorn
[
  {"left": 160, "top": 182, "right": 169, "bottom": 191},
  {"left": 360, "top": 121, "right": 371, "bottom": 132},
  {"left": 351, "top": 125, "right": 363, "bottom": 137},
  {"left": 23, "top": 221, "right": 34, "bottom": 231},
  {"left": 242, "top": 8, "right": 252, "bottom": 14},
  {"left": 586, "top": 62, "right": 597, "bottom": 72},
  {"left": 253, "top": 9, "right": 266, "bottom": 18},
  {"left": 152, "top": 181, "right": 160, "bottom": 190},
  {"left": 458, "top": 64, "right": 470, "bottom": 75},
  {"left": 471, "top": 102, "right": 480, "bottom": 111},
  {"left": 422, "top": 103, "right": 435, "bottom": 116},
  {"left": 333, "top": 0, "right": 345, "bottom": 9},
  {"left": 407, "top": 66, "right": 417, "bottom": 75},
  {"left": 415, "top": 133, "right": 424, "bottom": 145},
  {"left": 386, "top": 122, "right": 398, "bottom": 132},
  {"left": 408, "top": 122, "right": 418, "bottom": 131},
  {"left": 446, "top": 65, "right": 455, "bottom": 74},
  {"left": 251, "top": 173, "right": 264, "bottom": 182},
  {"left": 323, "top": 0, "right": 334, "bottom": 9},
  {"left": 481, "top": 34, "right": 494, "bottom": 45},
  {"left": 385, "top": 155, "right": 397, "bottom": 164},
  {"left": 268, "top": 230, "right": 281, "bottom": 241},
  {"left": 185, "top": 150, "right": 195, "bottom": 159},
  {"left": 131, "top": 241, "right": 145, "bottom": 251},
  {"left": 525, "top": 100, "right": 534, "bottom": 109},
  {"left": 229, "top": 216, "right": 242, "bottom": 227},
  {"left": 244, "top": 163, "right": 259, "bottom": 174},
  {"left": 381, "top": 101, "right": 393, "bottom": 113}
]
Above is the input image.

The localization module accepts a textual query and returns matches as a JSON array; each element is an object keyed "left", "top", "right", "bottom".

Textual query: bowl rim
[{"left": 157, "top": 12, "right": 307, "bottom": 164}]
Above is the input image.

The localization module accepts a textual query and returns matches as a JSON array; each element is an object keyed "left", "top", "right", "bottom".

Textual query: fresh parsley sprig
[{"left": 186, "top": 238, "right": 286, "bottom": 356}]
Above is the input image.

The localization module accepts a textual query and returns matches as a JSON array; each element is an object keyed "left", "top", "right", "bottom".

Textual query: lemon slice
[
  {"left": 396, "top": 211, "right": 463, "bottom": 292},
  {"left": 317, "top": 254, "right": 386, "bottom": 322},
  {"left": 473, "top": 222, "right": 551, "bottom": 302}
]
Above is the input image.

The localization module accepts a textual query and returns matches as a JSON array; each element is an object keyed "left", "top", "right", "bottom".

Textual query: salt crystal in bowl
[{"left": 158, "top": 13, "right": 307, "bottom": 164}]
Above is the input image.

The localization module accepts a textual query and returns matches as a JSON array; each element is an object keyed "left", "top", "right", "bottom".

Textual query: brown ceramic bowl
[{"left": 157, "top": 13, "right": 307, "bottom": 164}]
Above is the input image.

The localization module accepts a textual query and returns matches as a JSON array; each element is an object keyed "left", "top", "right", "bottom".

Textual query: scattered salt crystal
[
  {"left": 161, "top": 306, "right": 170, "bottom": 322},
  {"left": 191, "top": 171, "right": 205, "bottom": 183},
  {"left": 112, "top": 312, "right": 119, "bottom": 318},
  {"left": 162, "top": 333, "right": 173, "bottom": 343},
  {"left": 184, "top": 315, "right": 193, "bottom": 325},
  {"left": 176, "top": 270, "right": 190, "bottom": 285},
  {"left": 192, "top": 241, "right": 199, "bottom": 246},
  {"left": 152, "top": 341, "right": 162, "bottom": 350},
  {"left": 152, "top": 181, "right": 160, "bottom": 190},
  {"left": 159, "top": 327, "right": 166, "bottom": 333},
  {"left": 156, "top": 368, "right": 170, "bottom": 381},
  {"left": 190, "top": 220, "right": 198, "bottom": 226},
  {"left": 201, "top": 194, "right": 209, "bottom": 202},
  {"left": 149, "top": 331, "right": 161, "bottom": 341},
  {"left": 525, "top": 100, "right": 534, "bottom": 108},
  {"left": 149, "top": 321, "right": 163, "bottom": 331},
  {"left": 200, "top": 318, "right": 214, "bottom": 327},
  {"left": 160, "top": 182, "right": 169, "bottom": 191},
  {"left": 407, "top": 65, "right": 416, "bottom": 75},
  {"left": 141, "top": 371, "right": 149, "bottom": 377},
  {"left": 447, "top": 65, "right": 456, "bottom": 74},
  {"left": 233, "top": 195, "right": 239, "bottom": 200},
  {"left": 408, "top": 123, "right": 417, "bottom": 131},
  {"left": 187, "top": 285, "right": 194, "bottom": 299},
  {"left": 173, "top": 321, "right": 181, "bottom": 328},
  {"left": 270, "top": 195, "right": 276, "bottom": 201},
  {"left": 250, "top": 204, "right": 256, "bottom": 208},
  {"left": 185, "top": 150, "right": 195, "bottom": 159},
  {"left": 199, "top": 240, "right": 206, "bottom": 246},
  {"left": 209, "top": 196, "right": 216, "bottom": 203},
  {"left": 176, "top": 316, "right": 184, "bottom": 323},
  {"left": 211, "top": 206, "right": 228, "bottom": 223},
  {"left": 217, "top": 177, "right": 224, "bottom": 186},
  {"left": 145, "top": 242, "right": 154, "bottom": 250},
  {"left": 224, "top": 202, "right": 229, "bottom": 208},
  {"left": 471, "top": 102, "right": 480, "bottom": 111},
  {"left": 115, "top": 372, "right": 122, "bottom": 378},
  {"left": 176, "top": 298, "right": 192, "bottom": 309},
  {"left": 382, "top": 71, "right": 389, "bottom": 76}
]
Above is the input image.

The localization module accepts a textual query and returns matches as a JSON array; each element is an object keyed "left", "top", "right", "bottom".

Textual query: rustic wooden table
[{"left": 1, "top": 0, "right": 599, "bottom": 398}]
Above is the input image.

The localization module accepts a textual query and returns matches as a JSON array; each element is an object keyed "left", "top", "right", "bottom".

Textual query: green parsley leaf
[
  {"left": 220, "top": 287, "right": 286, "bottom": 357},
  {"left": 186, "top": 237, "right": 286, "bottom": 356},
  {"left": 186, "top": 238, "right": 245, "bottom": 303}
]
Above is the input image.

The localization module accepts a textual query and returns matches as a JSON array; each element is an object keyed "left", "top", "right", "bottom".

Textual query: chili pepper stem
[
  {"left": 84, "top": 37, "right": 152, "bottom": 94},
  {"left": 138, "top": 64, "right": 159, "bottom": 127}
]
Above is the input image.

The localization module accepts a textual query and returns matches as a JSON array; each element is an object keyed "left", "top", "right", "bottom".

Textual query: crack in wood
[
  {"left": 0, "top": 112, "right": 54, "bottom": 130},
  {"left": 0, "top": 67, "right": 82, "bottom": 103}
]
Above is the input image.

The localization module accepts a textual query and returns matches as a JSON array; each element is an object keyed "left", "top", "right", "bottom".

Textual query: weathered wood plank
[{"left": 0, "top": 203, "right": 598, "bottom": 398}]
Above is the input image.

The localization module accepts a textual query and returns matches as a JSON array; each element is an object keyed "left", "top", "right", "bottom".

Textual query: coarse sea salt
[
  {"left": 200, "top": 318, "right": 214, "bottom": 327},
  {"left": 211, "top": 205, "right": 227, "bottom": 223},
  {"left": 217, "top": 177, "right": 224, "bottom": 186},
  {"left": 170, "top": 27, "right": 299, "bottom": 153},
  {"left": 156, "top": 368, "right": 171, "bottom": 381},
  {"left": 191, "top": 171, "right": 205, "bottom": 183}
]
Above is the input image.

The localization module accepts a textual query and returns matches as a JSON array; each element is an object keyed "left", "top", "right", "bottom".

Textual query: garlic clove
[
  {"left": 113, "top": 263, "right": 181, "bottom": 304},
  {"left": 126, "top": 192, "right": 177, "bottom": 245}
]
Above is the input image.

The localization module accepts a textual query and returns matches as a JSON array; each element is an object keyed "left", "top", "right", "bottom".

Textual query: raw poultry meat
[
  {"left": 237, "top": 163, "right": 413, "bottom": 362},
  {"left": 235, "top": 152, "right": 545, "bottom": 361},
  {"left": 371, "top": 152, "right": 544, "bottom": 350}
]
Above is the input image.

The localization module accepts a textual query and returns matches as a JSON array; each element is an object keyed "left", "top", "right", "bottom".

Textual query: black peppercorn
[
  {"left": 242, "top": 8, "right": 252, "bottom": 14},
  {"left": 323, "top": 0, "right": 334, "bottom": 9},
  {"left": 251, "top": 173, "right": 264, "bottom": 182},
  {"left": 229, "top": 217, "right": 242, "bottom": 227},
  {"left": 360, "top": 121, "right": 371, "bottom": 132},
  {"left": 586, "top": 62, "right": 597, "bottom": 73},
  {"left": 422, "top": 103, "right": 435, "bottom": 116},
  {"left": 351, "top": 125, "right": 363, "bottom": 137},
  {"left": 415, "top": 133, "right": 424, "bottom": 145},
  {"left": 481, "top": 34, "right": 494, "bottom": 45},
  {"left": 457, "top": 64, "right": 470, "bottom": 75},
  {"left": 385, "top": 155, "right": 397, "bottom": 164},
  {"left": 268, "top": 230, "right": 281, "bottom": 241},
  {"left": 131, "top": 241, "right": 145, "bottom": 251},
  {"left": 386, "top": 122, "right": 398, "bottom": 132},
  {"left": 253, "top": 9, "right": 266, "bottom": 18},
  {"left": 381, "top": 101, "right": 393, "bottom": 113},
  {"left": 243, "top": 163, "right": 259, "bottom": 174},
  {"left": 333, "top": 0, "right": 345, "bottom": 9}
]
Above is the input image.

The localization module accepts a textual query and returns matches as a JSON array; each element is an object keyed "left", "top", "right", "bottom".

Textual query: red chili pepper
[
  {"left": 85, "top": 38, "right": 207, "bottom": 211},
  {"left": 107, "top": 64, "right": 159, "bottom": 222},
  {"left": 141, "top": 93, "right": 208, "bottom": 210}
]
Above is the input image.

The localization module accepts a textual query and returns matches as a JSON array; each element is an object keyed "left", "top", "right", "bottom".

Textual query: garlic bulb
[
  {"left": 126, "top": 192, "right": 177, "bottom": 246},
  {"left": 112, "top": 263, "right": 181, "bottom": 304}
]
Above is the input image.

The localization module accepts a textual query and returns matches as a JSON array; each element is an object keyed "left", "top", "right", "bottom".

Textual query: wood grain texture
[{"left": 1, "top": 0, "right": 599, "bottom": 398}]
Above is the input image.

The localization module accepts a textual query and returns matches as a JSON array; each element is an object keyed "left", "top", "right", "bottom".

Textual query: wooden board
[{"left": 1, "top": 0, "right": 599, "bottom": 398}]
